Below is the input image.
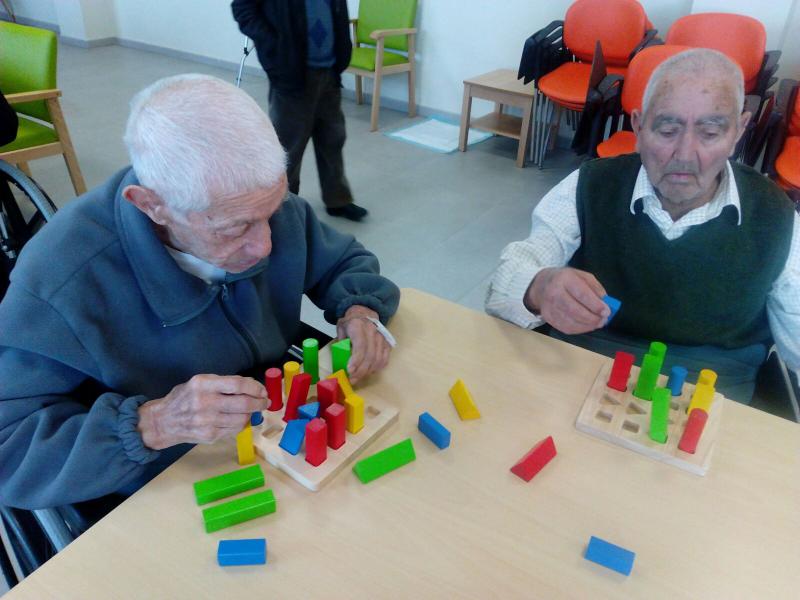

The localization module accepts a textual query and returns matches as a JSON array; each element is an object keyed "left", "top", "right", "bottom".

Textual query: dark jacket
[
  {"left": 0, "top": 91, "right": 18, "bottom": 146},
  {"left": 0, "top": 166, "right": 399, "bottom": 508},
  {"left": 231, "top": 0, "right": 352, "bottom": 92}
]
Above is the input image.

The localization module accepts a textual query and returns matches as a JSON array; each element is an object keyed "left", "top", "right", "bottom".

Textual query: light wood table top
[{"left": 7, "top": 289, "right": 800, "bottom": 599}]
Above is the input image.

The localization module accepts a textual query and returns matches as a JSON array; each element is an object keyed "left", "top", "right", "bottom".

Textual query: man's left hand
[{"left": 336, "top": 305, "right": 392, "bottom": 384}]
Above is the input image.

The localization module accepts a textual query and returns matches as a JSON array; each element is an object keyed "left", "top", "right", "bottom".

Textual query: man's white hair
[
  {"left": 641, "top": 48, "right": 745, "bottom": 118},
  {"left": 124, "top": 74, "right": 286, "bottom": 212}
]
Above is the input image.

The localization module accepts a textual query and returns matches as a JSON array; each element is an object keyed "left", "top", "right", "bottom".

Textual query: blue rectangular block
[
  {"left": 584, "top": 536, "right": 635, "bottom": 576},
  {"left": 417, "top": 412, "right": 451, "bottom": 449},
  {"left": 602, "top": 295, "right": 621, "bottom": 322},
  {"left": 297, "top": 401, "right": 320, "bottom": 420},
  {"left": 278, "top": 419, "right": 309, "bottom": 455},
  {"left": 217, "top": 538, "right": 267, "bottom": 566}
]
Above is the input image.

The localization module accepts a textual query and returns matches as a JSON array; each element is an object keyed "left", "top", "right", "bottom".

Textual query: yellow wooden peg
[
  {"left": 449, "top": 379, "right": 480, "bottom": 420},
  {"left": 697, "top": 369, "right": 717, "bottom": 388},
  {"left": 236, "top": 424, "right": 255, "bottom": 465},
  {"left": 687, "top": 383, "right": 714, "bottom": 416},
  {"left": 344, "top": 393, "right": 364, "bottom": 434},
  {"left": 328, "top": 369, "right": 354, "bottom": 398},
  {"left": 284, "top": 361, "right": 300, "bottom": 395}
]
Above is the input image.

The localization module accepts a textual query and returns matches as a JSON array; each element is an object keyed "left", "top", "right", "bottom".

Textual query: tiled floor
[{"left": 20, "top": 42, "right": 796, "bottom": 420}]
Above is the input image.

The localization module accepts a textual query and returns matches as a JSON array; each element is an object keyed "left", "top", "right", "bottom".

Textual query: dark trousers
[{"left": 269, "top": 68, "right": 353, "bottom": 208}]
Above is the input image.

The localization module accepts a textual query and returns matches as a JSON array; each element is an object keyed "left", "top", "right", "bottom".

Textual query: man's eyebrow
[
  {"left": 695, "top": 115, "right": 730, "bottom": 127},
  {"left": 651, "top": 115, "right": 684, "bottom": 128}
]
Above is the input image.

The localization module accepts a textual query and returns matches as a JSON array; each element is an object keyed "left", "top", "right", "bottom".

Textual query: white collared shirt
[
  {"left": 166, "top": 246, "right": 226, "bottom": 285},
  {"left": 485, "top": 163, "right": 800, "bottom": 372}
]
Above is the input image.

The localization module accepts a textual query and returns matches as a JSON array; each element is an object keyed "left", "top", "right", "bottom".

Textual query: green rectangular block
[
  {"left": 633, "top": 352, "right": 660, "bottom": 401},
  {"left": 193, "top": 464, "right": 264, "bottom": 506},
  {"left": 649, "top": 387, "right": 670, "bottom": 444},
  {"left": 202, "top": 489, "right": 276, "bottom": 533},
  {"left": 353, "top": 438, "right": 416, "bottom": 484},
  {"left": 331, "top": 338, "right": 352, "bottom": 376}
]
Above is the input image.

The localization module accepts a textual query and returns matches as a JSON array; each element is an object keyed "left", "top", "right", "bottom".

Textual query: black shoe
[{"left": 326, "top": 203, "right": 368, "bottom": 222}]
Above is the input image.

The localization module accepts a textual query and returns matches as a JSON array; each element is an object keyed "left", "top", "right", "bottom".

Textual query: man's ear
[
  {"left": 631, "top": 109, "right": 643, "bottom": 152},
  {"left": 735, "top": 110, "right": 752, "bottom": 145},
  {"left": 122, "top": 185, "right": 170, "bottom": 225}
]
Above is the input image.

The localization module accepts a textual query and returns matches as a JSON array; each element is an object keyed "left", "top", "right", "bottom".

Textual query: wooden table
[
  {"left": 458, "top": 68, "right": 536, "bottom": 167},
  {"left": 6, "top": 289, "right": 800, "bottom": 599}
]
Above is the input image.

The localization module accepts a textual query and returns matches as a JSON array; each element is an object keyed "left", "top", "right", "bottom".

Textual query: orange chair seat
[
  {"left": 596, "top": 130, "right": 637, "bottom": 158},
  {"left": 775, "top": 136, "right": 800, "bottom": 190},
  {"left": 538, "top": 62, "right": 627, "bottom": 110}
]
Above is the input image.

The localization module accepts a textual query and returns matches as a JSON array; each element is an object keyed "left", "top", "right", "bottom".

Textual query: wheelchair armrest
[{"left": 628, "top": 29, "right": 661, "bottom": 61}]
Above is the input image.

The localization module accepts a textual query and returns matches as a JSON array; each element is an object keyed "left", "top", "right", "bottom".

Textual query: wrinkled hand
[
  {"left": 336, "top": 305, "right": 392, "bottom": 384},
  {"left": 138, "top": 374, "right": 268, "bottom": 450},
  {"left": 525, "top": 267, "right": 610, "bottom": 335}
]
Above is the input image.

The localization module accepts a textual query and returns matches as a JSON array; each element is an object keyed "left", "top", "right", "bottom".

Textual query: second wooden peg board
[{"left": 575, "top": 360, "right": 724, "bottom": 476}]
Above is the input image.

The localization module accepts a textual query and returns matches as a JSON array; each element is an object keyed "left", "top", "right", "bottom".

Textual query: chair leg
[
  {"left": 47, "top": 98, "right": 87, "bottom": 195},
  {"left": 16, "top": 162, "right": 32, "bottom": 178},
  {"left": 370, "top": 71, "right": 383, "bottom": 132},
  {"left": 776, "top": 354, "right": 800, "bottom": 423},
  {"left": 355, "top": 75, "right": 363, "bottom": 105},
  {"left": 408, "top": 67, "right": 416, "bottom": 118}
]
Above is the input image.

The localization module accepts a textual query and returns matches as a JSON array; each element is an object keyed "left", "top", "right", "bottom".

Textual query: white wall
[
  {"left": 4, "top": 0, "right": 57, "bottom": 25},
  {"left": 113, "top": 0, "right": 245, "bottom": 64}
]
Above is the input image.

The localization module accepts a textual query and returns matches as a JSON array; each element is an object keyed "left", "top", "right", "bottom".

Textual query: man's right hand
[
  {"left": 524, "top": 267, "right": 610, "bottom": 335},
  {"left": 137, "top": 374, "right": 268, "bottom": 450}
]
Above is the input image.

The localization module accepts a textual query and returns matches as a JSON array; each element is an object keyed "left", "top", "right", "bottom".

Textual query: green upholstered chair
[
  {"left": 346, "top": 0, "right": 418, "bottom": 131},
  {"left": 0, "top": 22, "right": 86, "bottom": 195}
]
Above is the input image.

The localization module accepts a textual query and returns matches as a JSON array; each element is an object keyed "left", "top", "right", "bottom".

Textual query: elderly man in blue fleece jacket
[{"left": 0, "top": 74, "right": 400, "bottom": 509}]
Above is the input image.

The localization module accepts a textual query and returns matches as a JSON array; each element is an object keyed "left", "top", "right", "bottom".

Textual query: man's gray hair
[
  {"left": 124, "top": 74, "right": 286, "bottom": 212},
  {"left": 641, "top": 48, "right": 745, "bottom": 118}
]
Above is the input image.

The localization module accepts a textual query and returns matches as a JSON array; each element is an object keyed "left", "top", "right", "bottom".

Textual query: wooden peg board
[
  {"left": 251, "top": 372, "right": 398, "bottom": 491},
  {"left": 575, "top": 360, "right": 724, "bottom": 476}
]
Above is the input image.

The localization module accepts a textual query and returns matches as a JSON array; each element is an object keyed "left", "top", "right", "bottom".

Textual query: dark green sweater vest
[{"left": 568, "top": 154, "right": 794, "bottom": 349}]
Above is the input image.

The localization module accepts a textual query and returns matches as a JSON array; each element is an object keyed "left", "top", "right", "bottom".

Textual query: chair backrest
[
  {"left": 665, "top": 13, "right": 765, "bottom": 94},
  {"left": 564, "top": 0, "right": 648, "bottom": 67},
  {"left": 788, "top": 82, "right": 800, "bottom": 137},
  {"left": 0, "top": 22, "right": 57, "bottom": 123},
  {"left": 356, "top": 0, "right": 417, "bottom": 53},
  {"left": 620, "top": 44, "right": 691, "bottom": 114}
]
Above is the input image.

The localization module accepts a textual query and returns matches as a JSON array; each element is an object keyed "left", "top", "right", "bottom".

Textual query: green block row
[
  {"left": 353, "top": 438, "right": 416, "bottom": 484},
  {"left": 193, "top": 464, "right": 264, "bottom": 506},
  {"left": 202, "top": 489, "right": 276, "bottom": 533}
]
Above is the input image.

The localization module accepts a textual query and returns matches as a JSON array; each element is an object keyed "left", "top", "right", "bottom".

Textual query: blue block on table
[
  {"left": 297, "top": 401, "right": 320, "bottom": 420},
  {"left": 217, "top": 538, "right": 267, "bottom": 566},
  {"left": 602, "top": 295, "right": 621, "bottom": 322},
  {"left": 279, "top": 419, "right": 309, "bottom": 455},
  {"left": 418, "top": 412, "right": 451, "bottom": 449},
  {"left": 584, "top": 536, "right": 635, "bottom": 576}
]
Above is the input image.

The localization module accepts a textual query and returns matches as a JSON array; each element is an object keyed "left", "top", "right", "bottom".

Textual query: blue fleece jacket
[{"left": 0, "top": 167, "right": 399, "bottom": 509}]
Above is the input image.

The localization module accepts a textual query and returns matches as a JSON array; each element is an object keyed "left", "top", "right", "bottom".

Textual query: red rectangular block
[
  {"left": 607, "top": 351, "right": 635, "bottom": 392},
  {"left": 265, "top": 367, "right": 283, "bottom": 412},
  {"left": 305, "top": 418, "right": 328, "bottom": 467},
  {"left": 316, "top": 378, "right": 342, "bottom": 414},
  {"left": 510, "top": 435, "right": 556, "bottom": 482},
  {"left": 284, "top": 372, "right": 311, "bottom": 422},
  {"left": 323, "top": 403, "right": 346, "bottom": 450},
  {"left": 678, "top": 408, "right": 708, "bottom": 454}
]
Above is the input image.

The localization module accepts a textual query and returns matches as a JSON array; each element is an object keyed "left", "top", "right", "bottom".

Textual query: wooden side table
[{"left": 458, "top": 68, "right": 536, "bottom": 167}]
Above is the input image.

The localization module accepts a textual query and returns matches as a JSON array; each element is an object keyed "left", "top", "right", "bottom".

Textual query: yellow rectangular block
[
  {"left": 284, "top": 361, "right": 300, "bottom": 395},
  {"left": 344, "top": 394, "right": 364, "bottom": 434},
  {"left": 328, "top": 369, "right": 354, "bottom": 398},
  {"left": 688, "top": 383, "right": 714, "bottom": 416},
  {"left": 449, "top": 379, "right": 480, "bottom": 420},
  {"left": 236, "top": 424, "right": 255, "bottom": 465}
]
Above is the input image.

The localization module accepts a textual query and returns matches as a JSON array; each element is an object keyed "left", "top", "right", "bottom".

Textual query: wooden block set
[
  {"left": 576, "top": 341, "right": 725, "bottom": 475},
  {"left": 192, "top": 464, "right": 275, "bottom": 566}
]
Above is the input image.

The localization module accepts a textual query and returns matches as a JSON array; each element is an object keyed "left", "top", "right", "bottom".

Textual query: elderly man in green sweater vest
[{"left": 486, "top": 48, "right": 799, "bottom": 403}]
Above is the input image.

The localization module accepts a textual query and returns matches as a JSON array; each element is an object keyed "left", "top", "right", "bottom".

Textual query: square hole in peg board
[
  {"left": 366, "top": 406, "right": 381, "bottom": 418},
  {"left": 262, "top": 422, "right": 284, "bottom": 439},
  {"left": 622, "top": 420, "right": 640, "bottom": 434},
  {"left": 626, "top": 402, "right": 646, "bottom": 415},
  {"left": 600, "top": 393, "right": 621, "bottom": 406}
]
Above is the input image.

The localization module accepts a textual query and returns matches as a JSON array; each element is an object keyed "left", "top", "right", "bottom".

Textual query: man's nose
[{"left": 673, "top": 130, "right": 697, "bottom": 163}]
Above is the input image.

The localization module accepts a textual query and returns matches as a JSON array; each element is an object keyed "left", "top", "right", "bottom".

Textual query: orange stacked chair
[
  {"left": 534, "top": 0, "right": 653, "bottom": 166},
  {"left": 596, "top": 45, "right": 690, "bottom": 158},
  {"left": 773, "top": 81, "right": 800, "bottom": 192}
]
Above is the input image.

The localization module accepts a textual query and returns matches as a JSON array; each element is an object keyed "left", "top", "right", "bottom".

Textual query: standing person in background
[{"left": 232, "top": 0, "right": 369, "bottom": 222}]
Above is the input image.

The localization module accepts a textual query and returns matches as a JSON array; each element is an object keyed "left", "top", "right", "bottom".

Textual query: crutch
[{"left": 235, "top": 36, "right": 255, "bottom": 88}]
